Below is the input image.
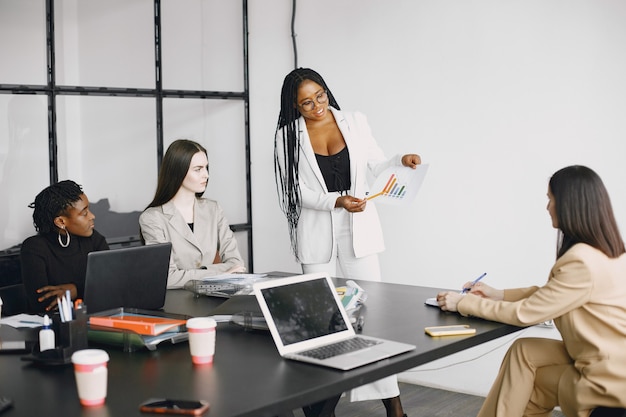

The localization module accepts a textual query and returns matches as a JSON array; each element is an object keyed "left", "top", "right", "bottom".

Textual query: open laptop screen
[{"left": 259, "top": 277, "right": 349, "bottom": 346}]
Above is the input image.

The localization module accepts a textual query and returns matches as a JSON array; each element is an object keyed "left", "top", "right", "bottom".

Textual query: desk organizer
[{"left": 21, "top": 309, "right": 89, "bottom": 366}]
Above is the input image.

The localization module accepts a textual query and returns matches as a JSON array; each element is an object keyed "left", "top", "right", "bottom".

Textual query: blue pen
[{"left": 461, "top": 272, "right": 487, "bottom": 294}]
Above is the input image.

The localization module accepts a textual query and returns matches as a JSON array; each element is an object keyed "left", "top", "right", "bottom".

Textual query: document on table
[
  {"left": 0, "top": 313, "right": 45, "bottom": 328},
  {"left": 424, "top": 297, "right": 438, "bottom": 307},
  {"left": 184, "top": 273, "right": 270, "bottom": 297},
  {"left": 367, "top": 164, "right": 429, "bottom": 206}
]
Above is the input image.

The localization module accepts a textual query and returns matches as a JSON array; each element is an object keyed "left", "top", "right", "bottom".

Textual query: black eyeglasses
[{"left": 298, "top": 91, "right": 328, "bottom": 112}]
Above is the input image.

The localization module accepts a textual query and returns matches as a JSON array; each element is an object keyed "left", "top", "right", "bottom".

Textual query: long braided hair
[
  {"left": 273, "top": 68, "right": 341, "bottom": 260},
  {"left": 29, "top": 180, "right": 84, "bottom": 234}
]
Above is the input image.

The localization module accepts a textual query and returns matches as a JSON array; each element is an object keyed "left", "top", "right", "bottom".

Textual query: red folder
[{"left": 89, "top": 314, "right": 186, "bottom": 336}]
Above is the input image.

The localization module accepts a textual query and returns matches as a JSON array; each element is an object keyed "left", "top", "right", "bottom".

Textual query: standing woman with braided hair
[
  {"left": 20, "top": 180, "right": 108, "bottom": 314},
  {"left": 274, "top": 68, "right": 421, "bottom": 417}
]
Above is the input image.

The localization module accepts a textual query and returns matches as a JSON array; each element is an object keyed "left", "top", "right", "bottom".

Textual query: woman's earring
[{"left": 58, "top": 227, "right": 70, "bottom": 248}]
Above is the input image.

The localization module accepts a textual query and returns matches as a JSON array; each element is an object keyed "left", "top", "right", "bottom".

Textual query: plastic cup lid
[
  {"left": 186, "top": 317, "right": 217, "bottom": 329},
  {"left": 71, "top": 349, "right": 109, "bottom": 365}
]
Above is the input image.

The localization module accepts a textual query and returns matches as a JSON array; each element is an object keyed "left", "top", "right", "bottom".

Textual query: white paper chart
[{"left": 367, "top": 164, "right": 429, "bottom": 206}]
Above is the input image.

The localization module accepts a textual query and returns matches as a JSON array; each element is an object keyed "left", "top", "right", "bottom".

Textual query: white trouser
[
  {"left": 302, "top": 208, "right": 381, "bottom": 281},
  {"left": 302, "top": 208, "right": 399, "bottom": 402}
]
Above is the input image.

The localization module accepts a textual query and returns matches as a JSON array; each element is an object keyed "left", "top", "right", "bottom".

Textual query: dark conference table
[{"left": 0, "top": 278, "right": 521, "bottom": 417}]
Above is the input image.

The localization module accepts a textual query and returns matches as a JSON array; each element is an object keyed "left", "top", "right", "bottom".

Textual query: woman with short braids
[{"left": 21, "top": 180, "right": 108, "bottom": 314}]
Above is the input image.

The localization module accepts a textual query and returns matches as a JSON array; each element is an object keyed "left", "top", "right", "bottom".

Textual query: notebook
[
  {"left": 253, "top": 272, "right": 415, "bottom": 371},
  {"left": 84, "top": 243, "right": 172, "bottom": 314}
]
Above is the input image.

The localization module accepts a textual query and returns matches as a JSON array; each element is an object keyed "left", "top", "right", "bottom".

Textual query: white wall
[
  {"left": 247, "top": 0, "right": 626, "bottom": 394},
  {"left": 248, "top": 0, "right": 626, "bottom": 293}
]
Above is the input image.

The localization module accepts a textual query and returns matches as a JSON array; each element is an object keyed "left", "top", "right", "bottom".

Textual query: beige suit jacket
[
  {"left": 458, "top": 243, "right": 626, "bottom": 413},
  {"left": 139, "top": 198, "right": 244, "bottom": 288}
]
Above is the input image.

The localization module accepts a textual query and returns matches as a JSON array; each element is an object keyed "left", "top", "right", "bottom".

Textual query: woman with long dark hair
[
  {"left": 275, "top": 68, "right": 422, "bottom": 417},
  {"left": 436, "top": 165, "right": 626, "bottom": 416},
  {"left": 140, "top": 139, "right": 244, "bottom": 289}
]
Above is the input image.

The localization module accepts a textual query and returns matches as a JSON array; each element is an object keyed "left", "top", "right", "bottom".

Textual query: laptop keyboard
[{"left": 299, "top": 337, "right": 382, "bottom": 360}]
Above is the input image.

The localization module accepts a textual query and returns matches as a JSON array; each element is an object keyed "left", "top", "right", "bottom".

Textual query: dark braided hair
[
  {"left": 29, "top": 180, "right": 84, "bottom": 234},
  {"left": 273, "top": 68, "right": 341, "bottom": 260}
]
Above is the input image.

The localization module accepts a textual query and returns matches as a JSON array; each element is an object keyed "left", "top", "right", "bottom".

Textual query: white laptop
[{"left": 253, "top": 272, "right": 415, "bottom": 370}]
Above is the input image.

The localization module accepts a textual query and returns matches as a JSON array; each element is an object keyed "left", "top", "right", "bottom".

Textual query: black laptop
[{"left": 83, "top": 243, "right": 172, "bottom": 314}]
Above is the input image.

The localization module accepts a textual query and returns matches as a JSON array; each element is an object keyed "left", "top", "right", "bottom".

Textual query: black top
[
  {"left": 20, "top": 230, "right": 109, "bottom": 314},
  {"left": 315, "top": 146, "right": 351, "bottom": 192}
]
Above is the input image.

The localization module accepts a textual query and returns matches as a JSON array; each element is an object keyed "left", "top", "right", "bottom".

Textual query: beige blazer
[
  {"left": 458, "top": 243, "right": 626, "bottom": 413},
  {"left": 139, "top": 198, "right": 244, "bottom": 289},
  {"left": 276, "top": 107, "right": 402, "bottom": 263}
]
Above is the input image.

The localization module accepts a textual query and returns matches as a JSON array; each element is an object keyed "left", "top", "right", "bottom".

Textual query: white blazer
[{"left": 282, "top": 107, "right": 402, "bottom": 264}]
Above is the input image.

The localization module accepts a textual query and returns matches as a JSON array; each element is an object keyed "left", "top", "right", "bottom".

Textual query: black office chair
[
  {"left": 0, "top": 283, "right": 28, "bottom": 316},
  {"left": 590, "top": 407, "right": 626, "bottom": 417}
]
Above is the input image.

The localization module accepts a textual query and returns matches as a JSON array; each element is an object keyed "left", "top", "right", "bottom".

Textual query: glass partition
[
  {"left": 0, "top": 1, "right": 47, "bottom": 85},
  {"left": 161, "top": 0, "right": 244, "bottom": 91},
  {"left": 0, "top": 0, "right": 251, "bottom": 272},
  {"left": 163, "top": 98, "right": 247, "bottom": 224},
  {"left": 56, "top": 95, "right": 157, "bottom": 242},
  {"left": 55, "top": 0, "right": 155, "bottom": 88},
  {"left": 0, "top": 95, "right": 49, "bottom": 250}
]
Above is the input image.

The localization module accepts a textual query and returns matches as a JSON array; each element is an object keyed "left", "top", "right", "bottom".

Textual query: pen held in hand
[
  {"left": 461, "top": 272, "right": 487, "bottom": 294},
  {"left": 366, "top": 191, "right": 384, "bottom": 201}
]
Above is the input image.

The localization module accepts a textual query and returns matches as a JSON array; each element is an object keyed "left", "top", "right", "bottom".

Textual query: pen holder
[
  {"left": 56, "top": 308, "right": 89, "bottom": 357},
  {"left": 24, "top": 309, "right": 89, "bottom": 365}
]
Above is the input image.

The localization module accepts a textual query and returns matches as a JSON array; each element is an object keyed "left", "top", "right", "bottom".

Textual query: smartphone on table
[
  {"left": 424, "top": 325, "right": 476, "bottom": 337},
  {"left": 139, "top": 398, "right": 210, "bottom": 415}
]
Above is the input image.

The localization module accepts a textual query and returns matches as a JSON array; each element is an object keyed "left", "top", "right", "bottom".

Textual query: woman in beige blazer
[
  {"left": 437, "top": 165, "right": 626, "bottom": 417},
  {"left": 139, "top": 139, "right": 245, "bottom": 289}
]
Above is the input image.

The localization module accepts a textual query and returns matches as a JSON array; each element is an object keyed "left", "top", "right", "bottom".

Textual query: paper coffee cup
[
  {"left": 186, "top": 317, "right": 216, "bottom": 365},
  {"left": 71, "top": 349, "right": 109, "bottom": 406}
]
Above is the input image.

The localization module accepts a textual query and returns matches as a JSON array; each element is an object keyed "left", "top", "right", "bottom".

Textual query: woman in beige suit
[
  {"left": 437, "top": 165, "right": 626, "bottom": 417},
  {"left": 140, "top": 139, "right": 245, "bottom": 288}
]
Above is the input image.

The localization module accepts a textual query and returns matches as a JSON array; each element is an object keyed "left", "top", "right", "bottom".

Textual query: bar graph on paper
[{"left": 367, "top": 164, "right": 429, "bottom": 206}]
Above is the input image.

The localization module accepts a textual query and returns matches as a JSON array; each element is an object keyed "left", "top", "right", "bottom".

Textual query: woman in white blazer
[
  {"left": 140, "top": 139, "right": 245, "bottom": 289},
  {"left": 274, "top": 68, "right": 421, "bottom": 417}
]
